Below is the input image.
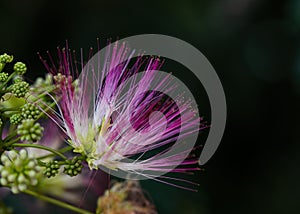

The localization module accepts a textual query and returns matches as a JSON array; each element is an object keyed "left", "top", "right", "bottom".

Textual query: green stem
[
  {"left": 0, "top": 71, "right": 16, "bottom": 91},
  {"left": 4, "top": 137, "right": 21, "bottom": 146},
  {"left": 37, "top": 146, "right": 73, "bottom": 160},
  {"left": 12, "top": 143, "right": 67, "bottom": 160},
  {"left": 23, "top": 189, "right": 94, "bottom": 214},
  {"left": 4, "top": 130, "right": 18, "bottom": 142}
]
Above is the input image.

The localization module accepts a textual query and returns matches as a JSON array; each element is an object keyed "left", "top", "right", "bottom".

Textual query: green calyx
[
  {"left": 17, "top": 119, "right": 44, "bottom": 142},
  {"left": 11, "top": 81, "right": 29, "bottom": 98},
  {"left": 0, "top": 149, "right": 41, "bottom": 194},
  {"left": 21, "top": 103, "right": 40, "bottom": 120},
  {"left": 13, "top": 62, "right": 27, "bottom": 75}
]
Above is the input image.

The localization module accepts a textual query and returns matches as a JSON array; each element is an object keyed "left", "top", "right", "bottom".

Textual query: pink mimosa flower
[{"left": 40, "top": 41, "right": 205, "bottom": 189}]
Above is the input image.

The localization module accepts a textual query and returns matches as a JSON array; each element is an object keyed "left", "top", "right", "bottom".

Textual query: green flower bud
[
  {"left": 17, "top": 119, "right": 44, "bottom": 142},
  {"left": 13, "top": 62, "right": 27, "bottom": 75},
  {"left": 63, "top": 157, "right": 83, "bottom": 177},
  {"left": 43, "top": 160, "right": 60, "bottom": 178},
  {"left": 0, "top": 149, "right": 41, "bottom": 194},
  {"left": 0, "top": 53, "right": 13, "bottom": 64},
  {"left": 0, "top": 118, "right": 2, "bottom": 127},
  {"left": 11, "top": 81, "right": 29, "bottom": 98},
  {"left": 21, "top": 103, "right": 40, "bottom": 120},
  {"left": 0, "top": 72, "right": 8, "bottom": 81},
  {"left": 10, "top": 113, "right": 23, "bottom": 124}
]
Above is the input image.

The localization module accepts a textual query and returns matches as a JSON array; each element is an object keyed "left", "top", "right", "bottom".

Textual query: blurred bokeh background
[{"left": 1, "top": 0, "right": 300, "bottom": 213}]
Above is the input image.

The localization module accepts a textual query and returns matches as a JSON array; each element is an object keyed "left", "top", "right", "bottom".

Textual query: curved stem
[
  {"left": 12, "top": 143, "right": 67, "bottom": 160},
  {"left": 37, "top": 146, "right": 73, "bottom": 160},
  {"left": 5, "top": 137, "right": 21, "bottom": 146},
  {"left": 23, "top": 189, "right": 94, "bottom": 214}
]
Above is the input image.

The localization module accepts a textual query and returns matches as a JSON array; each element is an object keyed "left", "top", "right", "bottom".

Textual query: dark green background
[{"left": 1, "top": 0, "right": 300, "bottom": 213}]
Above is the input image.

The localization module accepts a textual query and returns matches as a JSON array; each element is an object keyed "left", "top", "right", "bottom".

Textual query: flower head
[{"left": 40, "top": 41, "right": 204, "bottom": 188}]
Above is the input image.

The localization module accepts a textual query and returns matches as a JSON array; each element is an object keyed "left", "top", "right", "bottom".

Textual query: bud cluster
[
  {"left": 0, "top": 52, "right": 89, "bottom": 212},
  {"left": 0, "top": 149, "right": 41, "bottom": 194},
  {"left": 43, "top": 160, "right": 60, "bottom": 178},
  {"left": 21, "top": 103, "right": 40, "bottom": 120},
  {"left": 0, "top": 53, "right": 13, "bottom": 64},
  {"left": 9, "top": 113, "right": 23, "bottom": 124},
  {"left": 17, "top": 119, "right": 44, "bottom": 142},
  {"left": 13, "top": 62, "right": 27, "bottom": 75},
  {"left": 11, "top": 81, "right": 29, "bottom": 98},
  {"left": 63, "top": 157, "right": 83, "bottom": 177},
  {"left": 0, "top": 72, "right": 8, "bottom": 82}
]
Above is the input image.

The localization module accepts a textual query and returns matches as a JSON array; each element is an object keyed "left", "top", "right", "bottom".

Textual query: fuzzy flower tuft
[{"left": 40, "top": 42, "right": 204, "bottom": 188}]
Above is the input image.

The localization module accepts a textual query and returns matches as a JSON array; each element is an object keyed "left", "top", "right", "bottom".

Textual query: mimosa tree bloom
[{"left": 40, "top": 41, "right": 205, "bottom": 187}]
